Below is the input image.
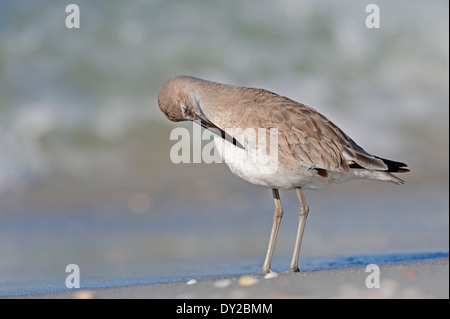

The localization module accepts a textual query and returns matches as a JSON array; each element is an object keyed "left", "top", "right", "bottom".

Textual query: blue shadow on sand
[{"left": 1, "top": 251, "right": 448, "bottom": 297}]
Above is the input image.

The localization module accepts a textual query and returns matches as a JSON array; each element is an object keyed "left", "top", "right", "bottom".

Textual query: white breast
[{"left": 213, "top": 135, "right": 330, "bottom": 190}]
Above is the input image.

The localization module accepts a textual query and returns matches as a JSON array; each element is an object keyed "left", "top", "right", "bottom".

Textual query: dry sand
[{"left": 15, "top": 257, "right": 448, "bottom": 299}]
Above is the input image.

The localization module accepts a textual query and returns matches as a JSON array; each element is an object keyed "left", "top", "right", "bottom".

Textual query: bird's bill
[{"left": 194, "top": 115, "right": 244, "bottom": 149}]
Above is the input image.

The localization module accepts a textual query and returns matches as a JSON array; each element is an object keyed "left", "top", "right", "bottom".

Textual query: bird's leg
[
  {"left": 261, "top": 189, "right": 283, "bottom": 274},
  {"left": 289, "top": 188, "right": 309, "bottom": 272}
]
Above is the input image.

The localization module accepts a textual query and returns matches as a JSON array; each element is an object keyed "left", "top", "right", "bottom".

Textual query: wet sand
[{"left": 15, "top": 257, "right": 448, "bottom": 299}]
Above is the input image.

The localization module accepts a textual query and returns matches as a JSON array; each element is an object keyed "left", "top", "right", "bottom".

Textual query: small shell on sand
[
  {"left": 72, "top": 290, "right": 94, "bottom": 299},
  {"left": 264, "top": 272, "right": 279, "bottom": 279},
  {"left": 186, "top": 279, "right": 198, "bottom": 285},
  {"left": 238, "top": 275, "right": 259, "bottom": 287},
  {"left": 404, "top": 270, "right": 418, "bottom": 279},
  {"left": 214, "top": 279, "right": 232, "bottom": 288}
]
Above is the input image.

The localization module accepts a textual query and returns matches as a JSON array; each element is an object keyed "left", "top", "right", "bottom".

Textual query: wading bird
[{"left": 158, "top": 75, "right": 409, "bottom": 274}]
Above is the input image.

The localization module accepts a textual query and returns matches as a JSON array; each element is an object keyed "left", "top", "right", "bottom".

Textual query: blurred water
[
  {"left": 0, "top": 0, "right": 448, "bottom": 297},
  {"left": 0, "top": 0, "right": 448, "bottom": 192}
]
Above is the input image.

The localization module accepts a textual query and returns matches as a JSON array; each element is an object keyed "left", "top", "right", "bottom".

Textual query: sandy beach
[{"left": 14, "top": 257, "right": 448, "bottom": 299}]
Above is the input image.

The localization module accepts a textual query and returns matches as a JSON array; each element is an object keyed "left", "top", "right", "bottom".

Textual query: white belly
[{"left": 213, "top": 136, "right": 330, "bottom": 190}]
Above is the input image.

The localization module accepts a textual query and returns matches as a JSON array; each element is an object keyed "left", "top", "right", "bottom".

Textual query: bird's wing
[{"left": 237, "top": 92, "right": 387, "bottom": 173}]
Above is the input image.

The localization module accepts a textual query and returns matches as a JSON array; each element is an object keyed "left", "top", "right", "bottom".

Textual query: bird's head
[
  {"left": 158, "top": 76, "right": 197, "bottom": 122},
  {"left": 158, "top": 76, "right": 240, "bottom": 147}
]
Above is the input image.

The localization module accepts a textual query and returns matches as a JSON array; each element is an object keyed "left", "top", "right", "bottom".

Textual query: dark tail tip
[{"left": 375, "top": 156, "right": 409, "bottom": 173}]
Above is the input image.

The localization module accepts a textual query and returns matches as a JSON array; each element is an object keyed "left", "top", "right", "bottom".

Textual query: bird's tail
[
  {"left": 349, "top": 156, "right": 409, "bottom": 185},
  {"left": 374, "top": 156, "right": 410, "bottom": 173}
]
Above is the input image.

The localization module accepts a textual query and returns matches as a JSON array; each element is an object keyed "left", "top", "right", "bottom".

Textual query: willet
[{"left": 158, "top": 75, "right": 409, "bottom": 274}]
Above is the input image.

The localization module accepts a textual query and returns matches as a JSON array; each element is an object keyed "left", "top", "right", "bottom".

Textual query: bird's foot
[
  {"left": 288, "top": 267, "right": 300, "bottom": 273},
  {"left": 261, "top": 267, "right": 271, "bottom": 275}
]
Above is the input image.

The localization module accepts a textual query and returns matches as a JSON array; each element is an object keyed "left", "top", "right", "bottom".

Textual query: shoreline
[{"left": 10, "top": 257, "right": 449, "bottom": 299}]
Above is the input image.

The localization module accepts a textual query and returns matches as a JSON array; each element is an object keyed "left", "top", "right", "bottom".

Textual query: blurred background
[{"left": 0, "top": 0, "right": 448, "bottom": 294}]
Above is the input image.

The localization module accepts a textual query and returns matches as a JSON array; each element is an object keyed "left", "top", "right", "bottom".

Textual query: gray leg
[
  {"left": 261, "top": 189, "right": 283, "bottom": 274},
  {"left": 289, "top": 188, "right": 309, "bottom": 272}
]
